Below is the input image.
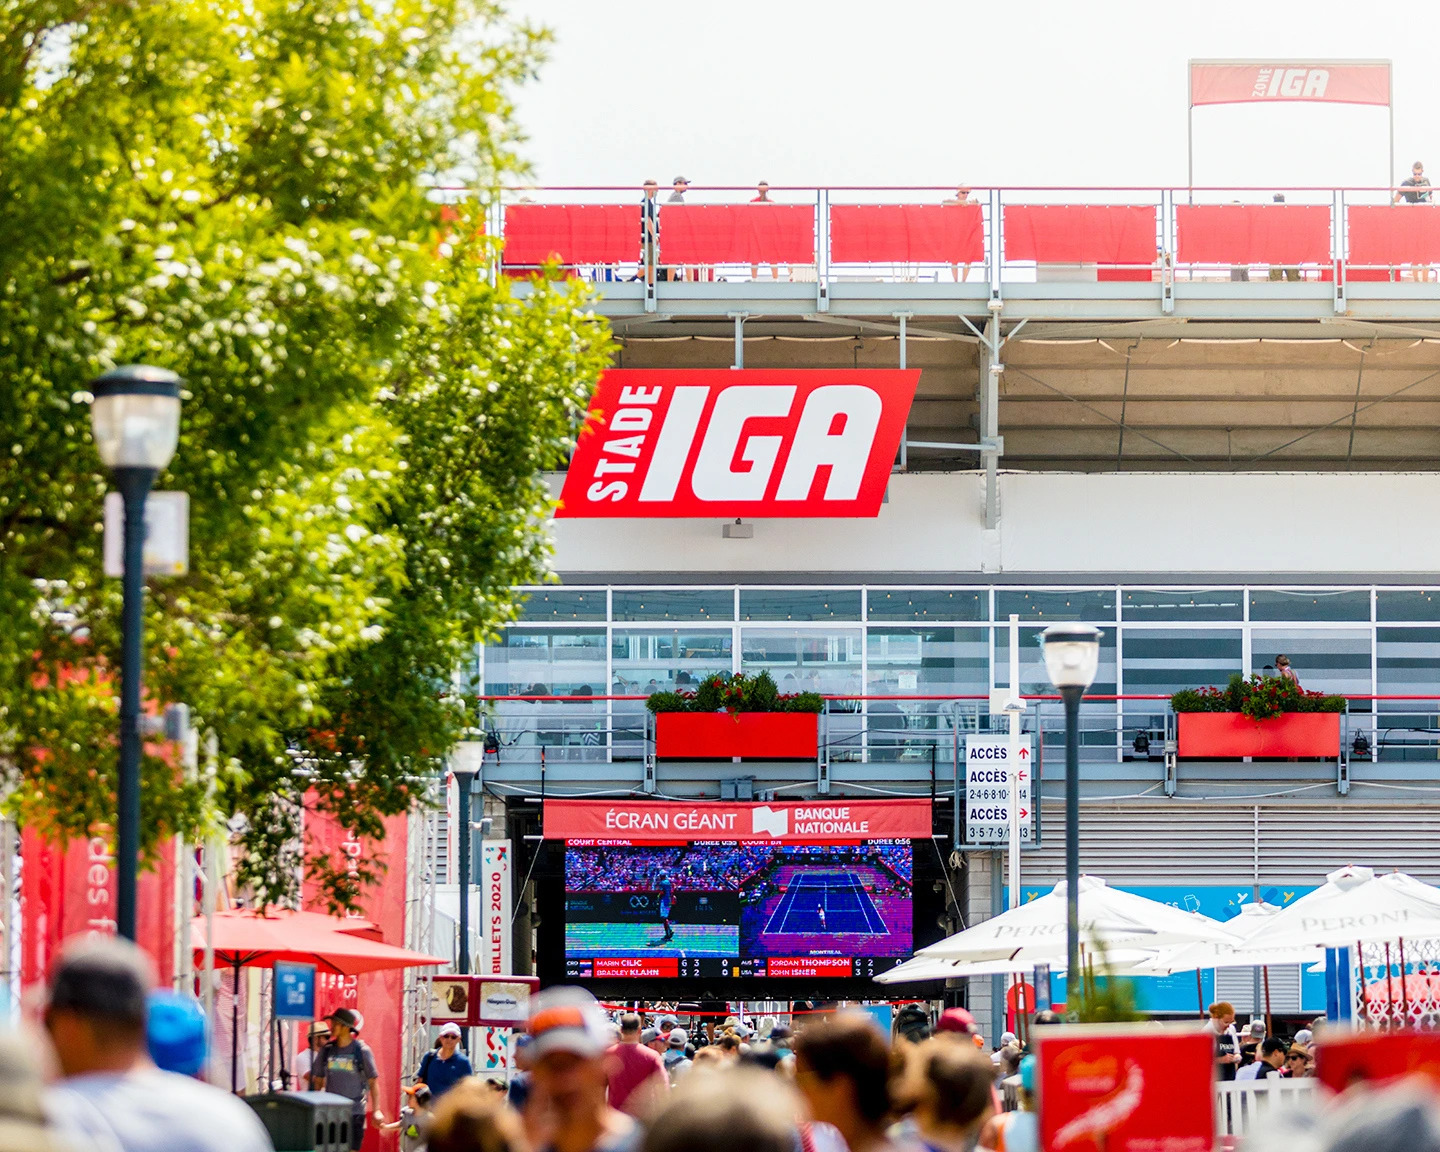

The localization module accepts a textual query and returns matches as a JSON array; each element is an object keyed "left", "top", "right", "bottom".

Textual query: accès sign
[{"left": 557, "top": 369, "right": 919, "bottom": 518}]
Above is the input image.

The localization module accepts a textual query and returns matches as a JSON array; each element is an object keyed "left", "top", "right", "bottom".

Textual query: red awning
[
  {"left": 192, "top": 908, "right": 444, "bottom": 976},
  {"left": 659, "top": 205, "right": 815, "bottom": 264},
  {"left": 829, "top": 204, "right": 984, "bottom": 264},
  {"left": 1003, "top": 205, "right": 1157, "bottom": 265},
  {"left": 1175, "top": 204, "right": 1331, "bottom": 265},
  {"left": 502, "top": 204, "right": 637, "bottom": 265}
]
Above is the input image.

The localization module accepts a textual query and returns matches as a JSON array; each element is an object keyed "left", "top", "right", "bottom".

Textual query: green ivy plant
[
  {"left": 1170, "top": 673, "right": 1347, "bottom": 720},
  {"left": 645, "top": 672, "right": 825, "bottom": 715}
]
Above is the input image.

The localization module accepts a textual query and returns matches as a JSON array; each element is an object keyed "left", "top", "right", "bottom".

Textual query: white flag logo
[{"left": 751, "top": 806, "right": 789, "bottom": 838}]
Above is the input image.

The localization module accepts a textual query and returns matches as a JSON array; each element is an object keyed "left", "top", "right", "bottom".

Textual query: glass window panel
[
  {"left": 1376, "top": 628, "right": 1440, "bottom": 759},
  {"left": 997, "top": 625, "right": 1117, "bottom": 764},
  {"left": 611, "top": 589, "right": 734, "bottom": 622},
  {"left": 1121, "top": 629, "right": 1242, "bottom": 732},
  {"left": 1249, "top": 629, "right": 1371, "bottom": 695},
  {"left": 740, "top": 589, "right": 862, "bottom": 621},
  {"left": 996, "top": 625, "right": 1118, "bottom": 698},
  {"left": 483, "top": 628, "right": 606, "bottom": 695},
  {"left": 866, "top": 628, "right": 989, "bottom": 695},
  {"left": 610, "top": 629, "right": 733, "bottom": 693},
  {"left": 515, "top": 589, "right": 608, "bottom": 622},
  {"left": 867, "top": 589, "right": 988, "bottom": 622},
  {"left": 740, "top": 627, "right": 862, "bottom": 693},
  {"left": 1376, "top": 591, "right": 1440, "bottom": 622},
  {"left": 995, "top": 588, "right": 1116, "bottom": 622},
  {"left": 1248, "top": 590, "right": 1371, "bottom": 622},
  {"left": 1121, "top": 589, "right": 1244, "bottom": 622}
]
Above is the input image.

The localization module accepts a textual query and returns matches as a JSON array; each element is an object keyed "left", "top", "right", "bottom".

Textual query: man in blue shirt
[{"left": 416, "top": 1023, "right": 474, "bottom": 1099}]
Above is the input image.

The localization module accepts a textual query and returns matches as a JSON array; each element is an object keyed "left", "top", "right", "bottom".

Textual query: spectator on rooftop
[
  {"left": 1268, "top": 194, "right": 1301, "bottom": 282},
  {"left": 750, "top": 182, "right": 781, "bottom": 281},
  {"left": 640, "top": 179, "right": 660, "bottom": 287},
  {"left": 943, "top": 184, "right": 975, "bottom": 282}
]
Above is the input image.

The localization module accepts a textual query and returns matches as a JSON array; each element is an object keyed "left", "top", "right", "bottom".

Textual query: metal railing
[
  {"left": 476, "top": 693, "right": 1440, "bottom": 792},
  {"left": 450, "top": 185, "right": 1440, "bottom": 292},
  {"left": 1215, "top": 1078, "right": 1317, "bottom": 1137}
]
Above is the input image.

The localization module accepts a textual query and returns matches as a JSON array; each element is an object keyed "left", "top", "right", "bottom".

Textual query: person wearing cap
[
  {"left": 526, "top": 987, "right": 638, "bottom": 1152},
  {"left": 767, "top": 1023, "right": 793, "bottom": 1060},
  {"left": 145, "top": 991, "right": 208, "bottom": 1079},
  {"left": 382, "top": 1083, "right": 433, "bottom": 1152},
  {"left": 416, "top": 1022, "right": 474, "bottom": 1101},
  {"left": 295, "top": 1019, "right": 331, "bottom": 1090},
  {"left": 314, "top": 1006, "right": 383, "bottom": 1150},
  {"left": 662, "top": 1029, "right": 692, "bottom": 1085},
  {"left": 43, "top": 936, "right": 273, "bottom": 1152},
  {"left": 935, "top": 1007, "right": 977, "bottom": 1040},
  {"left": 641, "top": 1028, "right": 666, "bottom": 1057},
  {"left": 607, "top": 1013, "right": 666, "bottom": 1120}
]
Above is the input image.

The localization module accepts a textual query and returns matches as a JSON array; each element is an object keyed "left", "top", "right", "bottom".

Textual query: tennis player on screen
[{"left": 658, "top": 872, "right": 675, "bottom": 942}]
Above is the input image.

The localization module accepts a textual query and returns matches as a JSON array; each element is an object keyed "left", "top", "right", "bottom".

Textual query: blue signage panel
[
  {"left": 274, "top": 961, "right": 317, "bottom": 1021},
  {"left": 1009, "top": 884, "right": 1323, "bottom": 1014}
]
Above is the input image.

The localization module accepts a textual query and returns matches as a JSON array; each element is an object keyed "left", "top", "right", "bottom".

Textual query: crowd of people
[
  {"left": 1204, "top": 1000, "right": 1317, "bottom": 1081},
  {"left": 398, "top": 993, "right": 1013, "bottom": 1152}
]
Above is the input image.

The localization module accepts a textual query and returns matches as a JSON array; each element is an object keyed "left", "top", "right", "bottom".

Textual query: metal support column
[
  {"left": 980, "top": 316, "right": 1002, "bottom": 530},
  {"left": 729, "top": 312, "right": 747, "bottom": 370},
  {"left": 895, "top": 312, "right": 911, "bottom": 471}
]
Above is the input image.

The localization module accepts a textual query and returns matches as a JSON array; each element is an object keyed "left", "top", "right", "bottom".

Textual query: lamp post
[
  {"left": 1041, "top": 623, "right": 1102, "bottom": 995},
  {"left": 89, "top": 365, "right": 183, "bottom": 942}
]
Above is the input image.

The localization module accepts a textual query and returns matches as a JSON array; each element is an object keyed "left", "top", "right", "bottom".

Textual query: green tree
[{"left": 0, "top": 0, "right": 612, "bottom": 908}]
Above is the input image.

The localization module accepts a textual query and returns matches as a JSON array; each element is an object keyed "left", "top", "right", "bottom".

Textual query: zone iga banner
[
  {"left": 556, "top": 369, "right": 919, "bottom": 518},
  {"left": 544, "top": 798, "right": 932, "bottom": 843},
  {"left": 1189, "top": 60, "right": 1391, "bottom": 106}
]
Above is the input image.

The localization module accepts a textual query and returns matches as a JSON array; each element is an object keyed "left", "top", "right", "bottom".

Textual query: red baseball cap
[{"left": 936, "top": 1007, "right": 977, "bottom": 1035}]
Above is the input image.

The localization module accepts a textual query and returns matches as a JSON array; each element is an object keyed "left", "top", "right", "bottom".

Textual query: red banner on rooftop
[
  {"left": 1190, "top": 60, "right": 1390, "bottom": 106},
  {"left": 543, "top": 799, "right": 932, "bottom": 843}
]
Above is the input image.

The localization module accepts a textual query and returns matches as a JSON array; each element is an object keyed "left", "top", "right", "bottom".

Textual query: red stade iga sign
[
  {"left": 556, "top": 369, "right": 919, "bottom": 519},
  {"left": 1189, "top": 60, "right": 1391, "bottom": 106},
  {"left": 543, "top": 799, "right": 932, "bottom": 843}
]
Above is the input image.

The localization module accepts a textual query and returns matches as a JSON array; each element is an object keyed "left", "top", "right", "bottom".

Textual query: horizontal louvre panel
[
  {"left": 1021, "top": 802, "right": 1440, "bottom": 886},
  {"left": 1216, "top": 964, "right": 1302, "bottom": 1014}
]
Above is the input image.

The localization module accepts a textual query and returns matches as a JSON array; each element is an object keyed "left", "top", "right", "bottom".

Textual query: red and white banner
[
  {"left": 543, "top": 798, "right": 932, "bottom": 843},
  {"left": 303, "top": 806, "right": 409, "bottom": 1152},
  {"left": 480, "top": 840, "right": 512, "bottom": 976},
  {"left": 20, "top": 828, "right": 177, "bottom": 993},
  {"left": 556, "top": 369, "right": 918, "bottom": 519},
  {"left": 1190, "top": 60, "right": 1390, "bottom": 106}
]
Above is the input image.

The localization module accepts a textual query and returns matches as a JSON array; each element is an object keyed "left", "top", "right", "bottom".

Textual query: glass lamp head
[
  {"left": 1041, "top": 623, "right": 1103, "bottom": 690},
  {"left": 89, "top": 365, "right": 182, "bottom": 471}
]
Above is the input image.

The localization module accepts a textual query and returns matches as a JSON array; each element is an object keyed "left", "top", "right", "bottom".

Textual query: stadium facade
[{"left": 469, "top": 184, "right": 1440, "bottom": 1036}]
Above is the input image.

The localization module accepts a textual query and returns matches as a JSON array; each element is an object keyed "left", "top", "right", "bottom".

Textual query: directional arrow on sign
[
  {"left": 1016, "top": 769, "right": 1028, "bottom": 781},
  {"left": 1019, "top": 808, "right": 1029, "bottom": 819},
  {"left": 1018, "top": 747, "right": 1029, "bottom": 759}
]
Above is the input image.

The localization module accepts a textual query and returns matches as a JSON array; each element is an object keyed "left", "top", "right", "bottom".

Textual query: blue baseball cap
[{"left": 146, "top": 991, "right": 208, "bottom": 1077}]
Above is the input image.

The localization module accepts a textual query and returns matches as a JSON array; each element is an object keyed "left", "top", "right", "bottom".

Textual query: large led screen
[{"left": 563, "top": 840, "right": 913, "bottom": 979}]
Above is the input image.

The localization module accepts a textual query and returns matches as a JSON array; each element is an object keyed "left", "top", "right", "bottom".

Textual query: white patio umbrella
[
  {"left": 877, "top": 946, "right": 1158, "bottom": 984},
  {"left": 1233, "top": 866, "right": 1440, "bottom": 952},
  {"left": 1138, "top": 902, "right": 1325, "bottom": 973},
  {"left": 915, "top": 875, "right": 1239, "bottom": 963}
]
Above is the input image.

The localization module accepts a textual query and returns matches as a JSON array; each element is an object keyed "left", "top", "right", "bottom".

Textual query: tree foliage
[{"left": 0, "top": 0, "right": 612, "bottom": 907}]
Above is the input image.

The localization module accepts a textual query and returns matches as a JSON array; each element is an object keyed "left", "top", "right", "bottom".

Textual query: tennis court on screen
[{"left": 762, "top": 871, "right": 886, "bottom": 935}]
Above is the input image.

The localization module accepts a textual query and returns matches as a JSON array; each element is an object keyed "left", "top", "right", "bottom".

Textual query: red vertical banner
[
  {"left": 20, "top": 827, "right": 176, "bottom": 993},
  {"left": 303, "top": 806, "right": 409, "bottom": 1152}
]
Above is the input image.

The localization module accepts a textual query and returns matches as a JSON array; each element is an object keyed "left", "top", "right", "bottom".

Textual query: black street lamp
[
  {"left": 1041, "top": 623, "right": 1102, "bottom": 993},
  {"left": 89, "top": 365, "right": 183, "bottom": 942}
]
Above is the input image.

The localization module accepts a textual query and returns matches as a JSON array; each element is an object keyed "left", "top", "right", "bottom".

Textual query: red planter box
[
  {"left": 655, "top": 712, "right": 818, "bottom": 759},
  {"left": 1177, "top": 712, "right": 1341, "bottom": 758}
]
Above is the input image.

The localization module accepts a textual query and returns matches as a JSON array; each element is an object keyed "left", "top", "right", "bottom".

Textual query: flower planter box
[
  {"left": 1177, "top": 712, "right": 1341, "bottom": 759},
  {"left": 654, "top": 712, "right": 819, "bottom": 759}
]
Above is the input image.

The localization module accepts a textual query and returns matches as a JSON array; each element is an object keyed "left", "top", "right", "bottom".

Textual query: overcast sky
[{"left": 505, "top": 0, "right": 1440, "bottom": 195}]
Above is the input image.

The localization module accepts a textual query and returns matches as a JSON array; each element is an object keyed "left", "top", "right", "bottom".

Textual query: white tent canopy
[
  {"left": 913, "top": 875, "right": 1238, "bottom": 963},
  {"left": 877, "top": 946, "right": 1158, "bottom": 984},
  {"left": 1234, "top": 866, "right": 1440, "bottom": 953}
]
